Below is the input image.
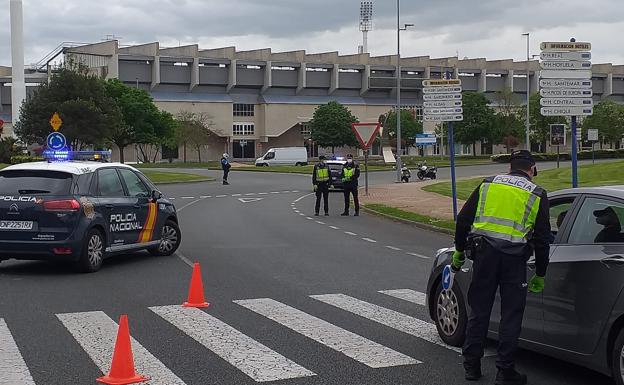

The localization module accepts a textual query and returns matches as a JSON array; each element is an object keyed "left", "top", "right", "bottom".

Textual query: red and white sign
[{"left": 351, "top": 122, "right": 381, "bottom": 150}]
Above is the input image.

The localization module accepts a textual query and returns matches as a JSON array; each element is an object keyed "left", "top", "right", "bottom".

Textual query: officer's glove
[
  {"left": 528, "top": 275, "right": 545, "bottom": 293},
  {"left": 313, "top": 185, "right": 318, "bottom": 192},
  {"left": 451, "top": 250, "right": 465, "bottom": 271}
]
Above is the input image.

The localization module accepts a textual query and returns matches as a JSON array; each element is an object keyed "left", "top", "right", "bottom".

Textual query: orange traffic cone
[
  {"left": 97, "top": 315, "right": 148, "bottom": 385},
  {"left": 182, "top": 262, "right": 210, "bottom": 308}
]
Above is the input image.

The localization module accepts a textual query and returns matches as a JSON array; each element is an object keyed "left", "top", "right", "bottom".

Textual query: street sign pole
[
  {"left": 448, "top": 122, "right": 458, "bottom": 221},
  {"left": 571, "top": 115, "right": 578, "bottom": 187},
  {"left": 365, "top": 149, "right": 369, "bottom": 196},
  {"left": 592, "top": 141, "right": 595, "bottom": 164}
]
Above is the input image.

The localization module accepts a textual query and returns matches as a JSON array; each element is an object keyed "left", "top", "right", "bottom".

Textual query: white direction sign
[
  {"left": 423, "top": 93, "right": 462, "bottom": 101},
  {"left": 424, "top": 107, "right": 463, "bottom": 115},
  {"left": 422, "top": 79, "right": 461, "bottom": 87},
  {"left": 540, "top": 61, "right": 591, "bottom": 70},
  {"left": 423, "top": 100, "right": 462, "bottom": 108},
  {"left": 540, "top": 69, "right": 592, "bottom": 79},
  {"left": 540, "top": 42, "right": 591, "bottom": 51},
  {"left": 424, "top": 114, "right": 463, "bottom": 122},
  {"left": 540, "top": 51, "right": 591, "bottom": 61},
  {"left": 587, "top": 129, "right": 599, "bottom": 142},
  {"left": 540, "top": 98, "right": 593, "bottom": 107},
  {"left": 541, "top": 107, "right": 593, "bottom": 116},
  {"left": 540, "top": 79, "right": 592, "bottom": 89},
  {"left": 422, "top": 86, "right": 462, "bottom": 94},
  {"left": 540, "top": 89, "right": 593, "bottom": 98}
]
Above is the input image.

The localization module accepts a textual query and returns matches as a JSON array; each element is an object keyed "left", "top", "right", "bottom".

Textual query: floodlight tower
[{"left": 359, "top": 1, "right": 373, "bottom": 54}]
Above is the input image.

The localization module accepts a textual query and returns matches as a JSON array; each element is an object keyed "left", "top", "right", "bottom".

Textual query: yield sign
[
  {"left": 351, "top": 122, "right": 381, "bottom": 150},
  {"left": 238, "top": 197, "right": 264, "bottom": 203}
]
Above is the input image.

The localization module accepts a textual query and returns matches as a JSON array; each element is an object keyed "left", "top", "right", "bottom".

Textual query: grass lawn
[
  {"left": 0, "top": 163, "right": 7, "bottom": 170},
  {"left": 423, "top": 160, "right": 624, "bottom": 200},
  {"left": 402, "top": 156, "right": 494, "bottom": 168},
  {"left": 363, "top": 203, "right": 456, "bottom": 231},
  {"left": 136, "top": 162, "right": 222, "bottom": 169},
  {"left": 141, "top": 170, "right": 214, "bottom": 184}
]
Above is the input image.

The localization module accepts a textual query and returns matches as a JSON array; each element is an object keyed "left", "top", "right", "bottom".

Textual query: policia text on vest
[
  {"left": 452, "top": 150, "right": 551, "bottom": 384},
  {"left": 312, "top": 157, "right": 331, "bottom": 216}
]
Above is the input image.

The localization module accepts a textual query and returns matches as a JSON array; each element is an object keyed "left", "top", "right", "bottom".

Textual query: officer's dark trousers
[
  {"left": 343, "top": 186, "right": 359, "bottom": 213},
  {"left": 223, "top": 169, "right": 229, "bottom": 182},
  {"left": 315, "top": 183, "right": 330, "bottom": 214},
  {"left": 463, "top": 244, "right": 528, "bottom": 370}
]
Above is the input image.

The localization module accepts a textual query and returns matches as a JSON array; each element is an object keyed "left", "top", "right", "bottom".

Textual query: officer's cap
[{"left": 510, "top": 150, "right": 535, "bottom": 166}]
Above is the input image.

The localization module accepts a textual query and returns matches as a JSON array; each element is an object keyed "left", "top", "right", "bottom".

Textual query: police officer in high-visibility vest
[
  {"left": 453, "top": 150, "right": 550, "bottom": 385},
  {"left": 340, "top": 154, "right": 360, "bottom": 216},
  {"left": 313, "top": 155, "right": 331, "bottom": 216}
]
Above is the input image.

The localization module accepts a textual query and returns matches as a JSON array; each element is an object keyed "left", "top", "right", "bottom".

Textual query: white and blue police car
[{"left": 0, "top": 153, "right": 180, "bottom": 272}]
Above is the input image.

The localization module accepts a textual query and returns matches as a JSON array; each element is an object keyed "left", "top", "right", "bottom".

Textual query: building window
[
  {"left": 300, "top": 123, "right": 311, "bottom": 136},
  {"left": 233, "top": 104, "right": 254, "bottom": 117},
  {"left": 233, "top": 123, "right": 255, "bottom": 136}
]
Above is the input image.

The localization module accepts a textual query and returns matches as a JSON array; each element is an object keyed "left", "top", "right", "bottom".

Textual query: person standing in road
[
  {"left": 221, "top": 153, "right": 231, "bottom": 185},
  {"left": 340, "top": 154, "right": 360, "bottom": 216},
  {"left": 312, "top": 155, "right": 331, "bottom": 216},
  {"left": 452, "top": 150, "right": 550, "bottom": 385}
]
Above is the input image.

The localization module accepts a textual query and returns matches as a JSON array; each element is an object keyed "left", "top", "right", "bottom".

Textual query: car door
[
  {"left": 117, "top": 168, "right": 155, "bottom": 246},
  {"left": 489, "top": 195, "right": 578, "bottom": 343},
  {"left": 542, "top": 195, "right": 624, "bottom": 354},
  {"left": 95, "top": 168, "right": 138, "bottom": 250}
]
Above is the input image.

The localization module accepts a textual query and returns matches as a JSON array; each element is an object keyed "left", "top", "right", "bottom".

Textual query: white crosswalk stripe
[
  {"left": 379, "top": 289, "right": 427, "bottom": 306},
  {"left": 57, "top": 311, "right": 187, "bottom": 385},
  {"left": 234, "top": 298, "right": 419, "bottom": 368},
  {"left": 310, "top": 294, "right": 460, "bottom": 353},
  {"left": 0, "top": 319, "right": 36, "bottom": 385},
  {"left": 150, "top": 306, "right": 315, "bottom": 382}
]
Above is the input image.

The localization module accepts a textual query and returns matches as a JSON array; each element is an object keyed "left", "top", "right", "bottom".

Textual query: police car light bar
[{"left": 43, "top": 150, "right": 112, "bottom": 162}]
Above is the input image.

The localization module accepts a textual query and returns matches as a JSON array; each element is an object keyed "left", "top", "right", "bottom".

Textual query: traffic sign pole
[
  {"left": 364, "top": 150, "right": 369, "bottom": 196},
  {"left": 448, "top": 122, "right": 458, "bottom": 221},
  {"left": 571, "top": 116, "right": 578, "bottom": 188}
]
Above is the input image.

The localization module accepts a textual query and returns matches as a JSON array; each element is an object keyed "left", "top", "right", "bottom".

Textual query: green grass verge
[
  {"left": 141, "top": 170, "right": 214, "bottom": 184},
  {"left": 363, "top": 203, "right": 456, "bottom": 231},
  {"left": 423, "top": 160, "right": 624, "bottom": 200},
  {"left": 136, "top": 162, "right": 222, "bottom": 169}
]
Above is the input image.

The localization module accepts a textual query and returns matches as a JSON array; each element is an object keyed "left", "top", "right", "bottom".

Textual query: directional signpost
[
  {"left": 540, "top": 40, "right": 592, "bottom": 187},
  {"left": 351, "top": 122, "right": 381, "bottom": 196},
  {"left": 587, "top": 129, "right": 599, "bottom": 164},
  {"left": 423, "top": 78, "right": 464, "bottom": 220}
]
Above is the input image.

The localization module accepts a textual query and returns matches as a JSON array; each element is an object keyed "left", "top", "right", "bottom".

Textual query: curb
[{"left": 361, "top": 206, "right": 455, "bottom": 236}]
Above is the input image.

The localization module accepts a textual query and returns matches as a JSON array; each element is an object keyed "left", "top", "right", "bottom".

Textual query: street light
[
  {"left": 396, "top": 0, "right": 413, "bottom": 182},
  {"left": 522, "top": 33, "right": 531, "bottom": 151}
]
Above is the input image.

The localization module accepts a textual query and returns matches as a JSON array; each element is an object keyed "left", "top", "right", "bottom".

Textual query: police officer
[
  {"left": 313, "top": 155, "right": 331, "bottom": 216},
  {"left": 221, "top": 153, "right": 231, "bottom": 185},
  {"left": 453, "top": 150, "right": 550, "bottom": 385},
  {"left": 340, "top": 154, "right": 360, "bottom": 216}
]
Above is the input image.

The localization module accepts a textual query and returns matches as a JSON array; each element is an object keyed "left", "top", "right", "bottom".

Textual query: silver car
[{"left": 426, "top": 186, "right": 624, "bottom": 384}]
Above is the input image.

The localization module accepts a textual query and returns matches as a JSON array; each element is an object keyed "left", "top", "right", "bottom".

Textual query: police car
[{"left": 0, "top": 159, "right": 180, "bottom": 272}]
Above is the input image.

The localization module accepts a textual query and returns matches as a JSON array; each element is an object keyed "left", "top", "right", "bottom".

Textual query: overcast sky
[{"left": 1, "top": 0, "right": 623, "bottom": 67}]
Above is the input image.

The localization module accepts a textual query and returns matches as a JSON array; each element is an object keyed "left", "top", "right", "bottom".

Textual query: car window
[
  {"left": 97, "top": 169, "right": 125, "bottom": 197},
  {"left": 549, "top": 198, "right": 575, "bottom": 237},
  {"left": 265, "top": 151, "right": 275, "bottom": 160},
  {"left": 0, "top": 170, "right": 72, "bottom": 195},
  {"left": 73, "top": 173, "right": 95, "bottom": 196},
  {"left": 568, "top": 197, "right": 624, "bottom": 244},
  {"left": 118, "top": 169, "right": 150, "bottom": 197}
]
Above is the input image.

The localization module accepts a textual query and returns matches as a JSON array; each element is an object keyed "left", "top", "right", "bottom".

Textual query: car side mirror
[{"left": 151, "top": 190, "right": 162, "bottom": 201}]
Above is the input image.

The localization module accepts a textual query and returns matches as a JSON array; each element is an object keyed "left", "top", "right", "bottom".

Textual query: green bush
[
  {"left": 490, "top": 150, "right": 624, "bottom": 163},
  {"left": 0, "top": 138, "right": 21, "bottom": 163},
  {"left": 10, "top": 155, "right": 44, "bottom": 164}
]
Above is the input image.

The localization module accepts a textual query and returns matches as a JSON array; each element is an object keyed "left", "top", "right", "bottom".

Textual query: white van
[{"left": 255, "top": 147, "right": 308, "bottom": 166}]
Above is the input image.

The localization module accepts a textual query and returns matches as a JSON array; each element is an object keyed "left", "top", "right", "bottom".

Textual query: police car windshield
[{"left": 0, "top": 170, "right": 72, "bottom": 195}]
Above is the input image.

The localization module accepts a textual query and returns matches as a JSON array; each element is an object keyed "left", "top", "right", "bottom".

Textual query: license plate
[{"left": 0, "top": 220, "right": 34, "bottom": 230}]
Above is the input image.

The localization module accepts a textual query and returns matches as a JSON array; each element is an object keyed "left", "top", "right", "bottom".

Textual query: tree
[
  {"left": 493, "top": 88, "right": 525, "bottom": 153},
  {"left": 14, "top": 62, "right": 121, "bottom": 150},
  {"left": 104, "top": 79, "right": 176, "bottom": 163},
  {"left": 520, "top": 93, "right": 566, "bottom": 152},
  {"left": 582, "top": 100, "right": 624, "bottom": 149},
  {"left": 309, "top": 101, "right": 359, "bottom": 153},
  {"left": 175, "top": 111, "right": 220, "bottom": 163},
  {"left": 381, "top": 109, "right": 423, "bottom": 148},
  {"left": 0, "top": 137, "right": 21, "bottom": 163},
  {"left": 453, "top": 92, "right": 496, "bottom": 156}
]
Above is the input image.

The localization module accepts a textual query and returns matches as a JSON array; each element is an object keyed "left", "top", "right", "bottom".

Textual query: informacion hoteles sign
[
  {"left": 422, "top": 79, "right": 463, "bottom": 122},
  {"left": 539, "top": 41, "right": 592, "bottom": 118}
]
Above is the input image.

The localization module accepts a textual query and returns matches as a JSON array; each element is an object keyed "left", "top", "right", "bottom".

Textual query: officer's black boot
[
  {"left": 495, "top": 368, "right": 527, "bottom": 385},
  {"left": 341, "top": 211, "right": 349, "bottom": 216},
  {"left": 463, "top": 361, "right": 482, "bottom": 381}
]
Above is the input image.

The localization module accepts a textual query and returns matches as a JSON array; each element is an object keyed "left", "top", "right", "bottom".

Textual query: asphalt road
[{"left": 0, "top": 169, "right": 612, "bottom": 385}]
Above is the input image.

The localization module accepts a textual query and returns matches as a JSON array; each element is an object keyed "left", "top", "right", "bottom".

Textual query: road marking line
[
  {"left": 0, "top": 319, "right": 36, "bottom": 385},
  {"left": 294, "top": 211, "right": 300, "bottom": 214},
  {"left": 57, "top": 311, "right": 187, "bottom": 385},
  {"left": 150, "top": 306, "right": 315, "bottom": 382},
  {"left": 299, "top": 213, "right": 305, "bottom": 216},
  {"left": 199, "top": 195, "right": 212, "bottom": 199},
  {"left": 345, "top": 231, "right": 357, "bottom": 236},
  {"left": 305, "top": 217, "right": 314, "bottom": 220},
  {"left": 379, "top": 289, "right": 426, "bottom": 306},
  {"left": 407, "top": 252, "right": 430, "bottom": 259},
  {"left": 310, "top": 294, "right": 460, "bottom": 353},
  {"left": 245, "top": 193, "right": 256, "bottom": 196},
  {"left": 216, "top": 195, "right": 227, "bottom": 198},
  {"left": 294, "top": 193, "right": 314, "bottom": 203},
  {"left": 282, "top": 191, "right": 292, "bottom": 193},
  {"left": 169, "top": 198, "right": 176, "bottom": 200},
  {"left": 329, "top": 226, "right": 340, "bottom": 230},
  {"left": 315, "top": 221, "right": 326, "bottom": 225},
  {"left": 232, "top": 194, "right": 242, "bottom": 197},
  {"left": 385, "top": 246, "right": 402, "bottom": 251},
  {"left": 174, "top": 251, "right": 194, "bottom": 268},
  {"left": 270, "top": 192, "right": 280, "bottom": 194},
  {"left": 292, "top": 190, "right": 300, "bottom": 193},
  {"left": 260, "top": 193, "right": 269, "bottom": 195},
  {"left": 362, "top": 238, "right": 377, "bottom": 243},
  {"left": 181, "top": 196, "right": 195, "bottom": 199},
  {"left": 234, "top": 298, "right": 419, "bottom": 368}
]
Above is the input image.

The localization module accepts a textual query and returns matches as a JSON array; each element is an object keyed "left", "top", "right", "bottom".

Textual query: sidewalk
[{"left": 359, "top": 180, "right": 465, "bottom": 221}]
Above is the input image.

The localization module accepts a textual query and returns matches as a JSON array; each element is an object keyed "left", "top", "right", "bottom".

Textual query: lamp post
[
  {"left": 522, "top": 33, "right": 531, "bottom": 151},
  {"left": 395, "top": 0, "right": 413, "bottom": 182}
]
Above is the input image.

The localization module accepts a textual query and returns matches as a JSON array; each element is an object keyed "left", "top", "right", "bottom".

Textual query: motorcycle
[
  {"left": 401, "top": 166, "right": 411, "bottom": 183},
  {"left": 416, "top": 162, "right": 437, "bottom": 180}
]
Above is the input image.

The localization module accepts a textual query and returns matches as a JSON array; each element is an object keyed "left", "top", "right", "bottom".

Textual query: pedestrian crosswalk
[{"left": 1, "top": 288, "right": 455, "bottom": 384}]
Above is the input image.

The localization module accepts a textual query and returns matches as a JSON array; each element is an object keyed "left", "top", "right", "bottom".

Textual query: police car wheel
[
  {"left": 610, "top": 327, "right": 624, "bottom": 385},
  {"left": 149, "top": 220, "right": 180, "bottom": 257},
  {"left": 77, "top": 229, "right": 105, "bottom": 273},
  {"left": 433, "top": 281, "right": 467, "bottom": 347}
]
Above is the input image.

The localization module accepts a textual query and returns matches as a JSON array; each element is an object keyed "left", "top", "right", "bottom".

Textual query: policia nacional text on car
[{"left": 452, "top": 150, "right": 550, "bottom": 385}]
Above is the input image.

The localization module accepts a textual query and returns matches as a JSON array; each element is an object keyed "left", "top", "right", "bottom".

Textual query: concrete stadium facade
[{"left": 2, "top": 40, "right": 623, "bottom": 161}]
